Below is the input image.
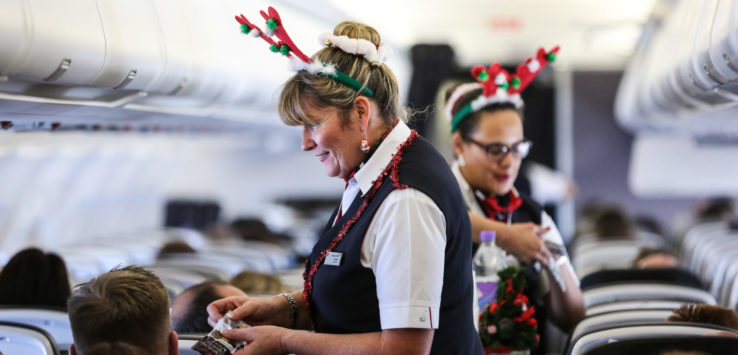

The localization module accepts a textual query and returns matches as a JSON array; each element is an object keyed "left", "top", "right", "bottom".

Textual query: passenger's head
[
  {"left": 230, "top": 270, "right": 290, "bottom": 295},
  {"left": 156, "top": 241, "right": 196, "bottom": 260},
  {"left": 447, "top": 83, "right": 527, "bottom": 196},
  {"left": 0, "top": 247, "right": 71, "bottom": 309},
  {"left": 632, "top": 247, "right": 679, "bottom": 269},
  {"left": 593, "top": 206, "right": 635, "bottom": 240},
  {"left": 697, "top": 197, "right": 734, "bottom": 221},
  {"left": 667, "top": 304, "right": 738, "bottom": 330},
  {"left": 67, "top": 266, "right": 177, "bottom": 355},
  {"left": 279, "top": 21, "right": 403, "bottom": 179},
  {"left": 171, "top": 281, "right": 246, "bottom": 334},
  {"left": 84, "top": 342, "right": 150, "bottom": 355}
]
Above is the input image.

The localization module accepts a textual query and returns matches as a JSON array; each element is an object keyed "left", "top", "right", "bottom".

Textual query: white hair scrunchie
[{"left": 318, "top": 33, "right": 393, "bottom": 66}]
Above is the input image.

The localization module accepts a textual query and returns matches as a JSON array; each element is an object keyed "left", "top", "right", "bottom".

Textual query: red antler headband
[
  {"left": 236, "top": 7, "right": 392, "bottom": 97},
  {"left": 448, "top": 46, "right": 560, "bottom": 132}
]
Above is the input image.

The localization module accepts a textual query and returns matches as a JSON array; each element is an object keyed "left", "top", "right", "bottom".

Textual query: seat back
[
  {"left": 586, "top": 300, "right": 684, "bottom": 317},
  {"left": 0, "top": 321, "right": 59, "bottom": 355},
  {"left": 583, "top": 283, "right": 715, "bottom": 308},
  {"left": 570, "top": 309, "right": 674, "bottom": 342},
  {"left": 0, "top": 307, "right": 72, "bottom": 351},
  {"left": 569, "top": 322, "right": 737, "bottom": 355},
  {"left": 584, "top": 334, "right": 738, "bottom": 355},
  {"left": 580, "top": 268, "right": 703, "bottom": 291}
]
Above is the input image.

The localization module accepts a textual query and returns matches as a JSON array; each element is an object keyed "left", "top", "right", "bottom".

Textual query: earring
[
  {"left": 360, "top": 138, "right": 370, "bottom": 152},
  {"left": 457, "top": 155, "right": 466, "bottom": 166}
]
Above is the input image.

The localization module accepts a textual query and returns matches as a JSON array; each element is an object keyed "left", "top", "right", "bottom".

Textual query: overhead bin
[
  {"left": 88, "top": 0, "right": 165, "bottom": 91},
  {"left": 616, "top": 0, "right": 738, "bottom": 130},
  {"left": 0, "top": 0, "right": 25, "bottom": 78},
  {"left": 0, "top": 0, "right": 106, "bottom": 86}
]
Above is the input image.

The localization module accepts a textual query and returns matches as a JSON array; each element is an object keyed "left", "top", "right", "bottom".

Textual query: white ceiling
[{"left": 282, "top": 0, "right": 657, "bottom": 69}]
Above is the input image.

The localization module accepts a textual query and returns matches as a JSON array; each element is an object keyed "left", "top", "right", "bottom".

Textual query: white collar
[{"left": 352, "top": 120, "right": 411, "bottom": 195}]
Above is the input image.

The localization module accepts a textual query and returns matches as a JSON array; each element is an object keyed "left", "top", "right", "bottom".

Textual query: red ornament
[{"left": 528, "top": 317, "right": 537, "bottom": 327}]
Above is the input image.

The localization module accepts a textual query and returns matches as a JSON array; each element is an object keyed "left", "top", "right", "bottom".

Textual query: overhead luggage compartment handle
[
  {"left": 0, "top": 90, "right": 147, "bottom": 108},
  {"left": 113, "top": 70, "right": 138, "bottom": 90},
  {"left": 43, "top": 59, "right": 72, "bottom": 82}
]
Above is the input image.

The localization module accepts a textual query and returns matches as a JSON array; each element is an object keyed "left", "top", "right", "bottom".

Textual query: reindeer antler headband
[
  {"left": 447, "top": 46, "right": 560, "bottom": 132},
  {"left": 236, "top": 7, "right": 393, "bottom": 97}
]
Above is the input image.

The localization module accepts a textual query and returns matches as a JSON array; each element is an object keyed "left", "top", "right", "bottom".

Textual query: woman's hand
[
  {"left": 207, "top": 296, "right": 288, "bottom": 328},
  {"left": 498, "top": 222, "right": 551, "bottom": 264},
  {"left": 221, "top": 326, "right": 289, "bottom": 355}
]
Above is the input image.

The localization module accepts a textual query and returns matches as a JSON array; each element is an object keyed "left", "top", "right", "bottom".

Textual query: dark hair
[
  {"left": 67, "top": 266, "right": 171, "bottom": 354},
  {"left": 156, "top": 240, "right": 196, "bottom": 259},
  {"left": 0, "top": 247, "right": 71, "bottom": 309},
  {"left": 84, "top": 342, "right": 151, "bottom": 355},
  {"left": 171, "top": 281, "right": 229, "bottom": 334},
  {"left": 444, "top": 84, "right": 522, "bottom": 140},
  {"left": 593, "top": 206, "right": 635, "bottom": 239},
  {"left": 667, "top": 304, "right": 738, "bottom": 330}
]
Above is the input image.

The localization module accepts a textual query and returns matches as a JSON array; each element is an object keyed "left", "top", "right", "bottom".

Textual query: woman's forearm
[{"left": 544, "top": 264, "right": 586, "bottom": 331}]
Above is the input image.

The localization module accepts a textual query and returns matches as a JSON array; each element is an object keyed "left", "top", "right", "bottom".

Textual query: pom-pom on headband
[
  {"left": 235, "top": 7, "right": 377, "bottom": 97},
  {"left": 447, "top": 46, "right": 560, "bottom": 132}
]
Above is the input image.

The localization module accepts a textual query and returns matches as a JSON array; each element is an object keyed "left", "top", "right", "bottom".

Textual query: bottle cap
[{"left": 480, "top": 230, "right": 496, "bottom": 243}]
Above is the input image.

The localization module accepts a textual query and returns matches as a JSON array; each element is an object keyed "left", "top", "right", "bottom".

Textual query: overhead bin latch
[
  {"left": 43, "top": 58, "right": 72, "bottom": 82},
  {"left": 114, "top": 69, "right": 138, "bottom": 90}
]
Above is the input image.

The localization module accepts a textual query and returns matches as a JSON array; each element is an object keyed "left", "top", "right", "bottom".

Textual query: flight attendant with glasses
[{"left": 445, "top": 48, "right": 585, "bottom": 350}]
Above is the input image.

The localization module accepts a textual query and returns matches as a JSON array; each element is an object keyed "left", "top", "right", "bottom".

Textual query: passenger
[
  {"left": 667, "top": 304, "right": 738, "bottom": 330},
  {"left": 0, "top": 247, "right": 71, "bottom": 309},
  {"left": 67, "top": 266, "right": 178, "bottom": 355},
  {"left": 171, "top": 281, "right": 246, "bottom": 334},
  {"left": 632, "top": 247, "right": 679, "bottom": 269},
  {"left": 444, "top": 47, "right": 585, "bottom": 346},
  {"left": 592, "top": 205, "right": 636, "bottom": 240},
  {"left": 208, "top": 11, "right": 483, "bottom": 354},
  {"left": 229, "top": 270, "right": 290, "bottom": 295},
  {"left": 156, "top": 241, "right": 196, "bottom": 260}
]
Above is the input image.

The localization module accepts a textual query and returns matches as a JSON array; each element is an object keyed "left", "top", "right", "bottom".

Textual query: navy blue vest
[{"left": 305, "top": 134, "right": 483, "bottom": 355}]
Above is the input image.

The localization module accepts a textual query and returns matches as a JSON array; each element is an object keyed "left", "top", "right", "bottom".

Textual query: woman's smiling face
[
  {"left": 300, "top": 100, "right": 364, "bottom": 179},
  {"left": 458, "top": 109, "right": 525, "bottom": 196}
]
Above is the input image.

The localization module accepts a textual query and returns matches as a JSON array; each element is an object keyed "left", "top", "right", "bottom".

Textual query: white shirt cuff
[{"left": 379, "top": 306, "right": 440, "bottom": 329}]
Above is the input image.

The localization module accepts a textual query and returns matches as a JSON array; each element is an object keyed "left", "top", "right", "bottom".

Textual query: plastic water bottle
[{"left": 472, "top": 231, "right": 507, "bottom": 322}]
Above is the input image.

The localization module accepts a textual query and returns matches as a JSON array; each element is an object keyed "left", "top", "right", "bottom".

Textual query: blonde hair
[
  {"left": 230, "top": 270, "right": 290, "bottom": 295},
  {"left": 279, "top": 21, "right": 403, "bottom": 127}
]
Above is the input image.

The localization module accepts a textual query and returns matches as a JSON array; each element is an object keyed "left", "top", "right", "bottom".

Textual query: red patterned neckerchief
[
  {"left": 303, "top": 129, "right": 419, "bottom": 328},
  {"left": 480, "top": 190, "right": 523, "bottom": 223}
]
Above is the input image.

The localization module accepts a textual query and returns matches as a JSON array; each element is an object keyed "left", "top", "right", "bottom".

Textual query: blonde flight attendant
[{"left": 208, "top": 7, "right": 483, "bottom": 355}]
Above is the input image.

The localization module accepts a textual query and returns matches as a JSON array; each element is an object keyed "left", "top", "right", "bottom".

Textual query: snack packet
[{"left": 192, "top": 312, "right": 249, "bottom": 355}]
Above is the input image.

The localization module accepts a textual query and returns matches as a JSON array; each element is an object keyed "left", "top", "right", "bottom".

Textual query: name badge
[{"left": 325, "top": 252, "right": 343, "bottom": 266}]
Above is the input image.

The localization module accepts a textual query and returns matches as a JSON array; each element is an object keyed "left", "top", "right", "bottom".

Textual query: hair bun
[{"left": 333, "top": 21, "right": 381, "bottom": 47}]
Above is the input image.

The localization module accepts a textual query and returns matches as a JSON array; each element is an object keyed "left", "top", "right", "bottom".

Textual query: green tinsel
[
  {"left": 270, "top": 44, "right": 279, "bottom": 53},
  {"left": 477, "top": 71, "right": 489, "bottom": 82},
  {"left": 511, "top": 77, "right": 521, "bottom": 89},
  {"left": 240, "top": 23, "right": 251, "bottom": 34},
  {"left": 547, "top": 52, "right": 556, "bottom": 62},
  {"left": 266, "top": 18, "right": 279, "bottom": 31},
  {"left": 478, "top": 266, "right": 538, "bottom": 351},
  {"left": 280, "top": 44, "right": 290, "bottom": 56}
]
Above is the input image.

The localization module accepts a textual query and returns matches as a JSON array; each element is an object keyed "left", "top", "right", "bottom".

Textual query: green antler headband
[{"left": 235, "top": 7, "right": 376, "bottom": 97}]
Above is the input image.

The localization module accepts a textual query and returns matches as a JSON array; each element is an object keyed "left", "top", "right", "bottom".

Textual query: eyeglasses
[{"left": 465, "top": 138, "right": 532, "bottom": 162}]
